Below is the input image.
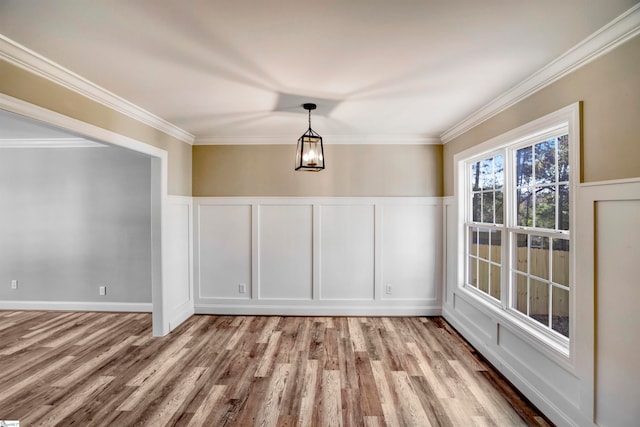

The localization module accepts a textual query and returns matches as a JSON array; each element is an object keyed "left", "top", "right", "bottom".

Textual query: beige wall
[
  {"left": 443, "top": 35, "right": 640, "bottom": 196},
  {"left": 193, "top": 144, "right": 442, "bottom": 197},
  {"left": 0, "top": 60, "right": 192, "bottom": 196}
]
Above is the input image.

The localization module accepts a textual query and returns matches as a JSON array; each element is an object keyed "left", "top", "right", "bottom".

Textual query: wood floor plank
[
  {"left": 35, "top": 375, "right": 114, "bottom": 426},
  {"left": 255, "top": 330, "right": 282, "bottom": 377},
  {"left": 320, "top": 370, "right": 343, "bottom": 427},
  {"left": 117, "top": 347, "right": 191, "bottom": 411},
  {"left": 391, "top": 370, "right": 434, "bottom": 427},
  {"left": 53, "top": 335, "right": 138, "bottom": 388},
  {"left": 353, "top": 351, "right": 383, "bottom": 416},
  {"left": 186, "top": 385, "right": 227, "bottom": 427},
  {"left": 298, "top": 359, "right": 319, "bottom": 427},
  {"left": 255, "top": 363, "right": 291, "bottom": 426},
  {"left": 143, "top": 366, "right": 208, "bottom": 427},
  {"left": 125, "top": 334, "right": 192, "bottom": 387},
  {"left": 347, "top": 317, "right": 367, "bottom": 352},
  {"left": 0, "top": 355, "right": 74, "bottom": 404},
  {"left": 0, "top": 312, "right": 551, "bottom": 426},
  {"left": 0, "top": 312, "right": 85, "bottom": 355},
  {"left": 370, "top": 360, "right": 402, "bottom": 427}
]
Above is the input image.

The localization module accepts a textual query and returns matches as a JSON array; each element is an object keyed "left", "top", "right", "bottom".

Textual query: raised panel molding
[
  {"left": 259, "top": 205, "right": 313, "bottom": 300},
  {"left": 320, "top": 204, "right": 375, "bottom": 300},
  {"left": 196, "top": 204, "right": 252, "bottom": 299},
  {"left": 381, "top": 204, "right": 438, "bottom": 300},
  {"left": 193, "top": 197, "right": 442, "bottom": 316},
  {"left": 594, "top": 198, "right": 640, "bottom": 426}
]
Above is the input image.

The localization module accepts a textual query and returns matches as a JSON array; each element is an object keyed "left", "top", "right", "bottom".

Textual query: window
[{"left": 460, "top": 104, "right": 578, "bottom": 353}]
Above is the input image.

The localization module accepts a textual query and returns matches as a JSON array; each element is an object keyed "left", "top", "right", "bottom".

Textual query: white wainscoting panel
[
  {"left": 444, "top": 177, "right": 640, "bottom": 427},
  {"left": 165, "top": 196, "right": 194, "bottom": 331},
  {"left": 595, "top": 198, "right": 640, "bottom": 427},
  {"left": 381, "top": 204, "right": 438, "bottom": 300},
  {"left": 194, "top": 197, "right": 442, "bottom": 316},
  {"left": 320, "top": 204, "right": 375, "bottom": 300},
  {"left": 259, "top": 204, "right": 313, "bottom": 300},
  {"left": 197, "top": 204, "right": 252, "bottom": 299}
]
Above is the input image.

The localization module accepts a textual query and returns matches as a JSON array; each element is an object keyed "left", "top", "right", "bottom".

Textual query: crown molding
[
  {"left": 195, "top": 134, "right": 442, "bottom": 145},
  {"left": 0, "top": 35, "right": 195, "bottom": 145},
  {"left": 441, "top": 4, "right": 640, "bottom": 144},
  {"left": 0, "top": 137, "right": 106, "bottom": 148}
]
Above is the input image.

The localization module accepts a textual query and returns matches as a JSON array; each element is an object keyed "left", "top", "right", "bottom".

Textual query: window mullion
[{"left": 502, "top": 147, "right": 512, "bottom": 309}]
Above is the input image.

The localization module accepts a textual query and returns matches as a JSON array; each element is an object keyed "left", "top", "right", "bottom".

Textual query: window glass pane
[
  {"left": 491, "top": 230, "right": 502, "bottom": 264},
  {"left": 552, "top": 239, "right": 570, "bottom": 287},
  {"left": 495, "top": 191, "right": 504, "bottom": 224},
  {"left": 478, "top": 260, "right": 490, "bottom": 293},
  {"left": 558, "top": 135, "right": 569, "bottom": 182},
  {"left": 471, "top": 162, "right": 481, "bottom": 191},
  {"left": 490, "top": 264, "right": 501, "bottom": 300},
  {"left": 559, "top": 184, "right": 569, "bottom": 230},
  {"left": 478, "top": 229, "right": 490, "bottom": 260},
  {"left": 482, "top": 192, "right": 494, "bottom": 223},
  {"left": 494, "top": 155, "right": 504, "bottom": 189},
  {"left": 530, "top": 236, "right": 549, "bottom": 280},
  {"left": 530, "top": 279, "right": 550, "bottom": 327},
  {"left": 480, "top": 158, "right": 494, "bottom": 190},
  {"left": 516, "top": 146, "right": 533, "bottom": 187},
  {"left": 552, "top": 286, "right": 570, "bottom": 337},
  {"left": 469, "top": 226, "right": 479, "bottom": 257},
  {"left": 535, "top": 138, "right": 556, "bottom": 185},
  {"left": 535, "top": 185, "right": 556, "bottom": 229},
  {"left": 517, "top": 188, "right": 532, "bottom": 226},
  {"left": 468, "top": 256, "right": 478, "bottom": 287},
  {"left": 472, "top": 193, "right": 481, "bottom": 222},
  {"left": 514, "top": 273, "right": 527, "bottom": 315},
  {"left": 515, "top": 233, "right": 528, "bottom": 272}
]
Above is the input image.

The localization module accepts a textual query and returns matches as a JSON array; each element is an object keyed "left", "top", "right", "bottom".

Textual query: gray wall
[{"left": 0, "top": 146, "right": 152, "bottom": 303}]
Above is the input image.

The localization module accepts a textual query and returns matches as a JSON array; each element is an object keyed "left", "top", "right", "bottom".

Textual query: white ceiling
[{"left": 0, "top": 0, "right": 637, "bottom": 143}]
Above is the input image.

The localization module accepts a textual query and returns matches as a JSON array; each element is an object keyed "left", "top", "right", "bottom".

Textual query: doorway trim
[{"left": 0, "top": 93, "right": 171, "bottom": 336}]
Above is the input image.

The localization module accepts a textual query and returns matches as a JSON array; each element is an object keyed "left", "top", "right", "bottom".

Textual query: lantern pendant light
[{"left": 295, "top": 103, "right": 325, "bottom": 171}]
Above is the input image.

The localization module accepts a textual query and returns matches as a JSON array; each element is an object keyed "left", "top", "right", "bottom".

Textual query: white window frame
[{"left": 454, "top": 103, "right": 580, "bottom": 364}]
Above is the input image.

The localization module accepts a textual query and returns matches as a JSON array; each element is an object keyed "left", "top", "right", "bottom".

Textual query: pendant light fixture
[{"left": 295, "top": 103, "right": 325, "bottom": 171}]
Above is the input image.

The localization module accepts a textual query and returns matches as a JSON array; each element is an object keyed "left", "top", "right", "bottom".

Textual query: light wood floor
[{"left": 0, "top": 311, "right": 551, "bottom": 426}]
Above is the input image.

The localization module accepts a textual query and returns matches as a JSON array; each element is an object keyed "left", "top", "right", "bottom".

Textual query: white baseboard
[
  {"left": 0, "top": 300, "right": 152, "bottom": 312},
  {"left": 195, "top": 304, "right": 441, "bottom": 316}
]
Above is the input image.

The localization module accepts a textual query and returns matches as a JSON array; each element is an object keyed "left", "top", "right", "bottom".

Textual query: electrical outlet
[
  {"left": 11, "top": 279, "right": 18, "bottom": 290},
  {"left": 238, "top": 283, "right": 246, "bottom": 294},
  {"left": 99, "top": 286, "right": 107, "bottom": 296},
  {"left": 386, "top": 284, "right": 392, "bottom": 294}
]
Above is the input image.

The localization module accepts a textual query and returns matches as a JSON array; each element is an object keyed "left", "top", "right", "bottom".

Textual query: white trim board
[
  {"left": 165, "top": 195, "right": 195, "bottom": 332},
  {"left": 0, "top": 301, "right": 152, "bottom": 313},
  {"left": 0, "top": 137, "right": 105, "bottom": 148},
  {"left": 441, "top": 4, "right": 640, "bottom": 143},
  {"left": 195, "top": 304, "right": 441, "bottom": 317},
  {"left": 0, "top": 35, "right": 194, "bottom": 145},
  {"left": 195, "top": 135, "right": 442, "bottom": 145}
]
